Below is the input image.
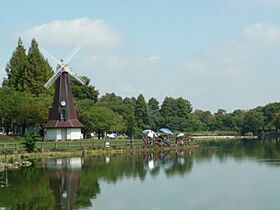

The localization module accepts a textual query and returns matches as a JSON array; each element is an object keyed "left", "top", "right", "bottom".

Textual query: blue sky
[{"left": 1, "top": 0, "right": 280, "bottom": 112}]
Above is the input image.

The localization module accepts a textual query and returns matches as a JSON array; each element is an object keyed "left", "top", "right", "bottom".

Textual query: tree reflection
[
  {"left": 2, "top": 140, "right": 280, "bottom": 209},
  {"left": 0, "top": 164, "right": 55, "bottom": 209},
  {"left": 46, "top": 158, "right": 82, "bottom": 210}
]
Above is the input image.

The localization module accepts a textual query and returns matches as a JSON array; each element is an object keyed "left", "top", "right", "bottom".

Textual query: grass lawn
[{"left": 0, "top": 135, "right": 19, "bottom": 142}]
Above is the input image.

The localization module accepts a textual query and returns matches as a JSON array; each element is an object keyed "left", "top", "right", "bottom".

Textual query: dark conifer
[
  {"left": 3, "top": 38, "right": 29, "bottom": 91},
  {"left": 135, "top": 94, "right": 150, "bottom": 130},
  {"left": 27, "top": 38, "right": 53, "bottom": 96}
]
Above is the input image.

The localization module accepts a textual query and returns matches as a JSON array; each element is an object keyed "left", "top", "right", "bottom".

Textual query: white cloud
[
  {"left": 148, "top": 56, "right": 160, "bottom": 62},
  {"left": 175, "top": 23, "right": 280, "bottom": 111},
  {"left": 22, "top": 17, "right": 123, "bottom": 48},
  {"left": 243, "top": 23, "right": 280, "bottom": 43},
  {"left": 86, "top": 55, "right": 127, "bottom": 70},
  {"left": 18, "top": 21, "right": 280, "bottom": 111},
  {"left": 75, "top": 22, "right": 280, "bottom": 111},
  {"left": 78, "top": 54, "right": 164, "bottom": 99}
]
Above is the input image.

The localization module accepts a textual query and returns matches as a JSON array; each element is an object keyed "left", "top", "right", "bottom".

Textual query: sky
[{"left": 1, "top": 0, "right": 280, "bottom": 112}]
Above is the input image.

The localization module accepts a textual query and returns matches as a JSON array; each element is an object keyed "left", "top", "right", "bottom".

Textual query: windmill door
[{"left": 61, "top": 129, "right": 67, "bottom": 140}]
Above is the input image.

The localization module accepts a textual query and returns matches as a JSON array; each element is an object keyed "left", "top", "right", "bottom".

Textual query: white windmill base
[{"left": 45, "top": 128, "right": 82, "bottom": 141}]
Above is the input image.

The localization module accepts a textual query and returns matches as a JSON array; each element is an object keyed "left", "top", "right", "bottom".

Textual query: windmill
[{"left": 43, "top": 47, "right": 85, "bottom": 140}]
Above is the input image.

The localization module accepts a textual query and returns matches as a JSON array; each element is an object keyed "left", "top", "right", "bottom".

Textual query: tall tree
[
  {"left": 193, "top": 109, "right": 214, "bottom": 130},
  {"left": 27, "top": 38, "right": 53, "bottom": 96},
  {"left": 176, "top": 97, "right": 192, "bottom": 117},
  {"left": 243, "top": 109, "right": 265, "bottom": 135},
  {"left": 135, "top": 94, "right": 150, "bottom": 132},
  {"left": 123, "top": 97, "right": 137, "bottom": 138},
  {"left": 71, "top": 76, "right": 99, "bottom": 102},
  {"left": 273, "top": 113, "right": 280, "bottom": 131},
  {"left": 3, "top": 38, "right": 29, "bottom": 91},
  {"left": 148, "top": 97, "right": 159, "bottom": 111},
  {"left": 98, "top": 93, "right": 137, "bottom": 138},
  {"left": 231, "top": 109, "right": 246, "bottom": 132},
  {"left": 3, "top": 38, "right": 53, "bottom": 96},
  {"left": 160, "top": 97, "right": 192, "bottom": 131},
  {"left": 262, "top": 103, "right": 280, "bottom": 130},
  {"left": 0, "top": 87, "right": 22, "bottom": 135},
  {"left": 79, "top": 105, "right": 125, "bottom": 139},
  {"left": 148, "top": 97, "right": 163, "bottom": 130}
]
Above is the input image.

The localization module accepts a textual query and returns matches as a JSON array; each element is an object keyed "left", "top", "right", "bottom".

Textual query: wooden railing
[{"left": 0, "top": 139, "right": 145, "bottom": 152}]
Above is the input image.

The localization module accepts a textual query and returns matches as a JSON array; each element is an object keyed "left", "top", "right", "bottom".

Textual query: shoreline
[
  {"left": 191, "top": 135, "right": 258, "bottom": 140},
  {"left": 0, "top": 144, "right": 199, "bottom": 162}
]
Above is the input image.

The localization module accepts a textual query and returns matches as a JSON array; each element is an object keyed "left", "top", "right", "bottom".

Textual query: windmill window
[{"left": 60, "top": 110, "right": 67, "bottom": 120}]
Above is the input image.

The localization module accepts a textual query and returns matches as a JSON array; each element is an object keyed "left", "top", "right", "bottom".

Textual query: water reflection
[
  {"left": 1, "top": 140, "right": 280, "bottom": 209},
  {"left": 143, "top": 151, "right": 192, "bottom": 177},
  {"left": 47, "top": 158, "right": 82, "bottom": 210}
]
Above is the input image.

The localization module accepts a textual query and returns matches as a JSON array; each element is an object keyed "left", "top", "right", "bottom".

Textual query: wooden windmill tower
[{"left": 43, "top": 47, "right": 85, "bottom": 140}]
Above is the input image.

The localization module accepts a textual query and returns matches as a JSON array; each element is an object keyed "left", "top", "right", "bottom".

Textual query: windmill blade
[
  {"left": 68, "top": 70, "right": 86, "bottom": 85},
  {"left": 44, "top": 69, "right": 64, "bottom": 89},
  {"left": 41, "top": 48, "right": 60, "bottom": 64},
  {"left": 65, "top": 46, "right": 81, "bottom": 64}
]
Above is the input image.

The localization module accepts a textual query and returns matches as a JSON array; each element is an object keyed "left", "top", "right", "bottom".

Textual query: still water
[{"left": 1, "top": 140, "right": 280, "bottom": 210}]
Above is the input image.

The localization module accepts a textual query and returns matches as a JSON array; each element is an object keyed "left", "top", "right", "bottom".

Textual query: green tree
[
  {"left": 148, "top": 97, "right": 159, "bottom": 111},
  {"left": 262, "top": 103, "right": 280, "bottom": 131},
  {"left": 3, "top": 38, "right": 53, "bottom": 96},
  {"left": 193, "top": 109, "right": 214, "bottom": 131},
  {"left": 98, "top": 93, "right": 137, "bottom": 138},
  {"left": 0, "top": 87, "right": 51, "bottom": 136},
  {"left": 3, "top": 38, "right": 29, "bottom": 91},
  {"left": 76, "top": 99, "right": 96, "bottom": 137},
  {"left": 79, "top": 105, "right": 125, "bottom": 138},
  {"left": 160, "top": 97, "right": 192, "bottom": 131},
  {"left": 71, "top": 76, "right": 99, "bottom": 102},
  {"left": 182, "top": 114, "right": 204, "bottom": 132},
  {"left": 14, "top": 93, "right": 51, "bottom": 135},
  {"left": 0, "top": 87, "right": 22, "bottom": 135},
  {"left": 160, "top": 97, "right": 177, "bottom": 118},
  {"left": 148, "top": 97, "right": 163, "bottom": 130},
  {"left": 176, "top": 97, "right": 192, "bottom": 117},
  {"left": 123, "top": 97, "right": 137, "bottom": 138},
  {"left": 135, "top": 94, "right": 150, "bottom": 132},
  {"left": 99, "top": 92, "right": 123, "bottom": 104},
  {"left": 231, "top": 109, "right": 246, "bottom": 132},
  {"left": 243, "top": 109, "right": 265, "bottom": 135},
  {"left": 273, "top": 113, "right": 280, "bottom": 131},
  {"left": 27, "top": 38, "right": 53, "bottom": 96},
  {"left": 212, "top": 109, "right": 237, "bottom": 131}
]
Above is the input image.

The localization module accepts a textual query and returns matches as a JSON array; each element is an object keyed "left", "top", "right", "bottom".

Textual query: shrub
[{"left": 21, "top": 132, "right": 40, "bottom": 152}]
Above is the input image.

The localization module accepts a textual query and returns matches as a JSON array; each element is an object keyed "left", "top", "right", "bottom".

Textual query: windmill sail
[
  {"left": 44, "top": 69, "right": 64, "bottom": 89},
  {"left": 42, "top": 46, "right": 85, "bottom": 88},
  {"left": 41, "top": 48, "right": 60, "bottom": 64},
  {"left": 68, "top": 71, "right": 86, "bottom": 85},
  {"left": 65, "top": 46, "right": 81, "bottom": 64}
]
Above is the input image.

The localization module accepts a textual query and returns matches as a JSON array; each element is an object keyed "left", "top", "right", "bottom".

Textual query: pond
[{"left": 1, "top": 139, "right": 280, "bottom": 210}]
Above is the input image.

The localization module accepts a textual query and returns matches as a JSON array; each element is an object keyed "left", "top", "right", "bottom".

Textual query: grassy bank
[
  {"left": 0, "top": 134, "right": 18, "bottom": 142},
  {"left": 0, "top": 138, "right": 200, "bottom": 161},
  {"left": 0, "top": 149, "right": 127, "bottom": 161}
]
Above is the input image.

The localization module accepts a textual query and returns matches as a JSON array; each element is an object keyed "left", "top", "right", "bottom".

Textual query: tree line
[{"left": 1, "top": 38, "right": 280, "bottom": 138}]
